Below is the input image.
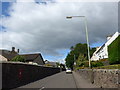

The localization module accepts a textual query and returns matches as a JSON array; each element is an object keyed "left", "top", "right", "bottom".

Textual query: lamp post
[{"left": 66, "top": 16, "right": 91, "bottom": 68}]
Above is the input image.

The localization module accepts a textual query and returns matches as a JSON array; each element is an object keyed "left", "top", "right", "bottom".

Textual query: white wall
[
  {"left": 0, "top": 55, "right": 7, "bottom": 61},
  {"left": 91, "top": 32, "right": 119, "bottom": 61}
]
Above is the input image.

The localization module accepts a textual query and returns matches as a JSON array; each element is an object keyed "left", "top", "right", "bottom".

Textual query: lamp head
[{"left": 66, "top": 16, "right": 72, "bottom": 19}]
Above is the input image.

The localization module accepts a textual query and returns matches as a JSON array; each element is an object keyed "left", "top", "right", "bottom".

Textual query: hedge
[
  {"left": 108, "top": 35, "right": 120, "bottom": 64},
  {"left": 93, "top": 64, "right": 120, "bottom": 69},
  {"left": 77, "top": 61, "right": 103, "bottom": 68}
]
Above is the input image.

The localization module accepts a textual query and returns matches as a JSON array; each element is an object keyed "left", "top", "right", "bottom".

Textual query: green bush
[
  {"left": 83, "top": 61, "right": 89, "bottom": 67},
  {"left": 75, "top": 60, "right": 103, "bottom": 69},
  {"left": 78, "top": 62, "right": 84, "bottom": 67},
  {"left": 108, "top": 35, "right": 120, "bottom": 64},
  {"left": 82, "top": 61, "right": 103, "bottom": 67},
  {"left": 93, "top": 64, "right": 120, "bottom": 69},
  {"left": 77, "top": 61, "right": 89, "bottom": 67},
  {"left": 91, "top": 61, "right": 104, "bottom": 67},
  {"left": 12, "top": 55, "right": 25, "bottom": 62}
]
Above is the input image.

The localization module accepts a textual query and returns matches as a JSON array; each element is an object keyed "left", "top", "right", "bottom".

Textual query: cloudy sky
[{"left": 0, "top": 0, "right": 118, "bottom": 63}]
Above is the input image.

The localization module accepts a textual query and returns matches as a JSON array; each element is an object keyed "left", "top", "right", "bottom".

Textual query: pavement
[{"left": 15, "top": 71, "right": 98, "bottom": 89}]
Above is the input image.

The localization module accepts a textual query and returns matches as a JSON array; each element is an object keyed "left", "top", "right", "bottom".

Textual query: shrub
[
  {"left": 93, "top": 64, "right": 120, "bottom": 69},
  {"left": 11, "top": 55, "right": 25, "bottom": 62},
  {"left": 91, "top": 61, "right": 103, "bottom": 67},
  {"left": 99, "top": 59, "right": 109, "bottom": 66},
  {"left": 78, "top": 61, "right": 89, "bottom": 67},
  {"left": 75, "top": 60, "right": 103, "bottom": 69},
  {"left": 82, "top": 61, "right": 103, "bottom": 67},
  {"left": 99, "top": 58, "right": 108, "bottom": 62},
  {"left": 78, "top": 62, "right": 84, "bottom": 67},
  {"left": 84, "top": 61, "right": 89, "bottom": 67}
]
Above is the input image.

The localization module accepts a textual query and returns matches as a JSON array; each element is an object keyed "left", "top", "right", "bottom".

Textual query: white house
[{"left": 91, "top": 32, "right": 120, "bottom": 61}]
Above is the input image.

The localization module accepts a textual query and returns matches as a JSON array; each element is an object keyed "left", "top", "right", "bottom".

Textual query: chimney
[
  {"left": 17, "top": 49, "right": 19, "bottom": 53},
  {"left": 12, "top": 47, "right": 15, "bottom": 52},
  {"left": 107, "top": 35, "right": 112, "bottom": 41}
]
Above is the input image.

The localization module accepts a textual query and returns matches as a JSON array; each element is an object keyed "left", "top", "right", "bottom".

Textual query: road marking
[{"left": 39, "top": 86, "right": 45, "bottom": 90}]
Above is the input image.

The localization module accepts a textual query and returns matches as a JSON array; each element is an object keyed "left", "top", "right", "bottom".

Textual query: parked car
[{"left": 66, "top": 69, "right": 72, "bottom": 74}]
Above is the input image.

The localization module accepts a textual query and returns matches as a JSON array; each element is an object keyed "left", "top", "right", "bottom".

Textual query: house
[
  {"left": 91, "top": 32, "right": 120, "bottom": 61},
  {"left": 0, "top": 55, "right": 7, "bottom": 61},
  {"left": 20, "top": 53, "right": 45, "bottom": 65},
  {"left": 0, "top": 47, "right": 45, "bottom": 65},
  {"left": 44, "top": 60, "right": 57, "bottom": 67},
  {"left": 0, "top": 47, "right": 19, "bottom": 61}
]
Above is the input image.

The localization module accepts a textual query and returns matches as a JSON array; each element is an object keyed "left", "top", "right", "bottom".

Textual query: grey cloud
[{"left": 1, "top": 2, "right": 118, "bottom": 60}]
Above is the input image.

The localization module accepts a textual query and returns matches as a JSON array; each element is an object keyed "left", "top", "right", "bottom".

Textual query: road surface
[{"left": 17, "top": 71, "right": 97, "bottom": 89}]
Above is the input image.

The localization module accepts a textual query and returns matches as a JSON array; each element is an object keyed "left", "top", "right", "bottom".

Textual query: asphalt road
[
  {"left": 17, "top": 71, "right": 98, "bottom": 89},
  {"left": 18, "top": 71, "right": 77, "bottom": 89}
]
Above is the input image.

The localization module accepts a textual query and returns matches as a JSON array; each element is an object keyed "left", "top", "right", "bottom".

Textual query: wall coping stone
[{"left": 0, "top": 61, "right": 60, "bottom": 69}]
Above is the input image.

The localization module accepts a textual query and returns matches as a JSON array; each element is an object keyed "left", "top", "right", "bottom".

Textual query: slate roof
[
  {"left": 96, "top": 44, "right": 105, "bottom": 54},
  {"left": 0, "top": 49, "right": 45, "bottom": 65},
  {"left": 0, "top": 49, "right": 18, "bottom": 61},
  {"left": 20, "top": 53, "right": 45, "bottom": 64}
]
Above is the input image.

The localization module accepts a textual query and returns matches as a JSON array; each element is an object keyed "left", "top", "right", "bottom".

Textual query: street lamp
[{"left": 66, "top": 16, "right": 91, "bottom": 68}]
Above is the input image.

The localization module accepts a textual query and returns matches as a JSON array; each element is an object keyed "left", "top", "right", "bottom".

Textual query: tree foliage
[
  {"left": 90, "top": 48, "right": 96, "bottom": 57},
  {"left": 91, "top": 61, "right": 103, "bottom": 67},
  {"left": 56, "top": 62, "right": 60, "bottom": 67},
  {"left": 65, "top": 43, "right": 96, "bottom": 69},
  {"left": 65, "top": 53, "right": 74, "bottom": 69},
  {"left": 12, "top": 55, "right": 25, "bottom": 62},
  {"left": 65, "top": 43, "right": 88, "bottom": 69},
  {"left": 60, "top": 63, "right": 66, "bottom": 69}
]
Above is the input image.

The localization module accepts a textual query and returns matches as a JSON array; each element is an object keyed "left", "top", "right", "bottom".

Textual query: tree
[
  {"left": 70, "top": 46, "right": 74, "bottom": 51},
  {"left": 12, "top": 55, "right": 25, "bottom": 62},
  {"left": 65, "top": 43, "right": 96, "bottom": 69},
  {"left": 65, "top": 53, "right": 74, "bottom": 69},
  {"left": 60, "top": 63, "right": 65, "bottom": 69},
  {"left": 65, "top": 43, "right": 88, "bottom": 69},
  {"left": 90, "top": 48, "right": 96, "bottom": 58},
  {"left": 74, "top": 43, "right": 88, "bottom": 60},
  {"left": 56, "top": 62, "right": 60, "bottom": 67}
]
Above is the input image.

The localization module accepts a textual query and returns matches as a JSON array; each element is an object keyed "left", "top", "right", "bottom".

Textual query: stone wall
[
  {"left": 76, "top": 69, "right": 120, "bottom": 88},
  {"left": 1, "top": 62, "right": 61, "bottom": 89}
]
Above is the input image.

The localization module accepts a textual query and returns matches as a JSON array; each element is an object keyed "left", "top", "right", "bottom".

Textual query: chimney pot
[
  {"left": 12, "top": 47, "right": 15, "bottom": 52},
  {"left": 17, "top": 49, "right": 19, "bottom": 53}
]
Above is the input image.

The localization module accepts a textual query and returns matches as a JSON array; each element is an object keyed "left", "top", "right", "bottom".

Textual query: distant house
[
  {"left": 20, "top": 53, "right": 45, "bottom": 65},
  {"left": 45, "top": 60, "right": 57, "bottom": 67},
  {"left": 0, "top": 47, "right": 19, "bottom": 61},
  {"left": 91, "top": 32, "right": 120, "bottom": 61}
]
